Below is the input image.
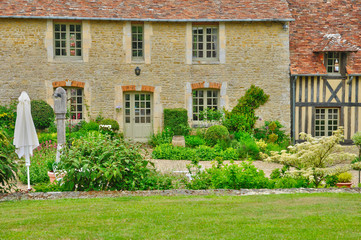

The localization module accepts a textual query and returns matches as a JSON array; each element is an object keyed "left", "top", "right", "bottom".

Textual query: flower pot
[
  {"left": 336, "top": 182, "right": 352, "bottom": 188},
  {"left": 48, "top": 171, "right": 56, "bottom": 183}
]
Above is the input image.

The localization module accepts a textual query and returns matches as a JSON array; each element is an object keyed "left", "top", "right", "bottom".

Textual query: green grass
[{"left": 1, "top": 193, "right": 361, "bottom": 239}]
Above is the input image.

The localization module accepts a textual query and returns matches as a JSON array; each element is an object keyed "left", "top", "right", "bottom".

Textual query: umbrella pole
[
  {"left": 25, "top": 151, "right": 31, "bottom": 191},
  {"left": 27, "top": 165, "right": 31, "bottom": 190}
]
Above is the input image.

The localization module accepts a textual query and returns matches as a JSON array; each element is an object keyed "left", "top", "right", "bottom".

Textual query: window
[
  {"left": 315, "top": 108, "right": 339, "bottom": 137},
  {"left": 54, "top": 23, "right": 82, "bottom": 58},
  {"left": 67, "top": 88, "right": 84, "bottom": 120},
  {"left": 192, "top": 89, "right": 219, "bottom": 120},
  {"left": 132, "top": 25, "right": 143, "bottom": 60},
  {"left": 325, "top": 52, "right": 346, "bottom": 75},
  {"left": 192, "top": 26, "right": 218, "bottom": 60}
]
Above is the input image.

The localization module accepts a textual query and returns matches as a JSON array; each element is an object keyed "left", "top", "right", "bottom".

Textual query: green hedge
[
  {"left": 31, "top": 100, "right": 55, "bottom": 130},
  {"left": 164, "top": 108, "right": 189, "bottom": 136}
]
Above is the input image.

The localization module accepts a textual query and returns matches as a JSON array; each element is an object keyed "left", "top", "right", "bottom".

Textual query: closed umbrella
[{"left": 13, "top": 91, "right": 39, "bottom": 190}]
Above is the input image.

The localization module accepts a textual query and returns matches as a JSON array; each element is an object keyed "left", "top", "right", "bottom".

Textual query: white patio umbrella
[{"left": 13, "top": 91, "right": 39, "bottom": 190}]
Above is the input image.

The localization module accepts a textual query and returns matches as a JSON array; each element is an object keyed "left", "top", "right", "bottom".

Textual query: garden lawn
[{"left": 1, "top": 193, "right": 361, "bottom": 239}]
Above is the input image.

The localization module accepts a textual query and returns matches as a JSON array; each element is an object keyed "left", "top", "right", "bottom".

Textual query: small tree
[{"left": 263, "top": 128, "right": 355, "bottom": 187}]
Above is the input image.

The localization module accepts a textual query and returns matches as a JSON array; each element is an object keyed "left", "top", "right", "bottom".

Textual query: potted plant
[
  {"left": 47, "top": 160, "right": 56, "bottom": 183},
  {"left": 336, "top": 172, "right": 353, "bottom": 188}
]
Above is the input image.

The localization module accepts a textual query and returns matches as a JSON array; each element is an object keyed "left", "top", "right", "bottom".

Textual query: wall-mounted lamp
[
  {"left": 283, "top": 23, "right": 289, "bottom": 31},
  {"left": 135, "top": 66, "right": 141, "bottom": 76}
]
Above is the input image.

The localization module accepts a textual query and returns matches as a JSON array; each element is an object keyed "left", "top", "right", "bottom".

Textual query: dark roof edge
[
  {"left": 0, "top": 15, "right": 295, "bottom": 22},
  {"left": 291, "top": 74, "right": 361, "bottom": 77},
  {"left": 290, "top": 74, "right": 326, "bottom": 77}
]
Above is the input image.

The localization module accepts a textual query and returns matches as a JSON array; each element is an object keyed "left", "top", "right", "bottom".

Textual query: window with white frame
[
  {"left": 132, "top": 24, "right": 144, "bottom": 60},
  {"left": 325, "top": 52, "right": 346, "bottom": 75},
  {"left": 54, "top": 23, "right": 82, "bottom": 58},
  {"left": 66, "top": 88, "right": 84, "bottom": 120},
  {"left": 192, "top": 89, "right": 219, "bottom": 121},
  {"left": 315, "top": 108, "right": 339, "bottom": 137},
  {"left": 192, "top": 26, "right": 218, "bottom": 61}
]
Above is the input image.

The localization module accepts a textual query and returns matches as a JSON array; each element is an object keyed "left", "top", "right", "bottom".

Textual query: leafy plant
[
  {"left": 205, "top": 125, "right": 229, "bottom": 146},
  {"left": 58, "top": 132, "right": 172, "bottom": 191},
  {"left": 99, "top": 118, "right": 120, "bottom": 131},
  {"left": 0, "top": 102, "right": 17, "bottom": 137},
  {"left": 254, "top": 120, "right": 289, "bottom": 146},
  {"left": 185, "top": 161, "right": 270, "bottom": 190},
  {"left": 148, "top": 128, "right": 173, "bottom": 147},
  {"left": 337, "top": 172, "right": 352, "bottom": 183},
  {"left": 264, "top": 128, "right": 356, "bottom": 187},
  {"left": 18, "top": 140, "right": 57, "bottom": 185},
  {"left": 31, "top": 100, "right": 55, "bottom": 130},
  {"left": 0, "top": 128, "right": 17, "bottom": 192},
  {"left": 185, "top": 135, "right": 206, "bottom": 148},
  {"left": 223, "top": 85, "right": 269, "bottom": 133},
  {"left": 199, "top": 108, "right": 223, "bottom": 122}
]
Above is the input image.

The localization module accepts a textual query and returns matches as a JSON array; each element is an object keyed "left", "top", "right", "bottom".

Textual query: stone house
[
  {"left": 0, "top": 0, "right": 293, "bottom": 141},
  {"left": 288, "top": 0, "right": 361, "bottom": 143}
]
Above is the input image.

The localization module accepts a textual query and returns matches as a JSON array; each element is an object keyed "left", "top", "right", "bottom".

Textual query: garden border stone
[{"left": 1, "top": 188, "right": 361, "bottom": 202}]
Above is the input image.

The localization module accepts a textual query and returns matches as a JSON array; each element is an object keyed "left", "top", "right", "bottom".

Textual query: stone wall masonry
[
  {"left": 1, "top": 188, "right": 360, "bottom": 202},
  {"left": 0, "top": 19, "right": 290, "bottom": 133}
]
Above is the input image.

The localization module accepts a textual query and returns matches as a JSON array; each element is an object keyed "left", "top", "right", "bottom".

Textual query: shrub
[
  {"left": 254, "top": 120, "right": 290, "bottom": 146},
  {"left": 337, "top": 172, "right": 352, "bottom": 183},
  {"left": 264, "top": 128, "right": 356, "bottom": 187},
  {"left": 58, "top": 132, "right": 172, "bottom": 191},
  {"left": 99, "top": 118, "right": 120, "bottom": 131},
  {"left": 233, "top": 131, "right": 260, "bottom": 160},
  {"left": 18, "top": 140, "right": 56, "bottom": 185},
  {"left": 33, "top": 182, "right": 64, "bottom": 192},
  {"left": 185, "top": 135, "right": 206, "bottom": 148},
  {"left": 205, "top": 125, "right": 229, "bottom": 146},
  {"left": 0, "top": 128, "right": 17, "bottom": 192},
  {"left": 152, "top": 144, "right": 239, "bottom": 161},
  {"left": 38, "top": 132, "right": 57, "bottom": 144},
  {"left": 148, "top": 128, "right": 173, "bottom": 147},
  {"left": 186, "top": 161, "right": 270, "bottom": 190},
  {"left": 223, "top": 85, "right": 269, "bottom": 133},
  {"left": 0, "top": 102, "right": 16, "bottom": 137},
  {"left": 31, "top": 100, "right": 55, "bottom": 130},
  {"left": 164, "top": 108, "right": 190, "bottom": 136}
]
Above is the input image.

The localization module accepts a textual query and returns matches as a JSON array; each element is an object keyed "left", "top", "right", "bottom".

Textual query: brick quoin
[
  {"left": 52, "top": 80, "right": 85, "bottom": 88},
  {"left": 191, "top": 82, "right": 221, "bottom": 90},
  {"left": 121, "top": 85, "right": 136, "bottom": 92}
]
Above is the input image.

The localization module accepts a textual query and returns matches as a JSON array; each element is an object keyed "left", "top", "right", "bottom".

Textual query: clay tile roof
[
  {"left": 0, "top": 0, "right": 293, "bottom": 21},
  {"left": 288, "top": 0, "right": 361, "bottom": 75},
  {"left": 313, "top": 34, "right": 360, "bottom": 53}
]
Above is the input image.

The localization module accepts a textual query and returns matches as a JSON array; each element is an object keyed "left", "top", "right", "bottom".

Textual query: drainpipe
[{"left": 291, "top": 76, "right": 297, "bottom": 145}]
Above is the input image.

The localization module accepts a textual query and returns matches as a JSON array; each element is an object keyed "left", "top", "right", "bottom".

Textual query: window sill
[
  {"left": 192, "top": 60, "right": 220, "bottom": 65},
  {"left": 53, "top": 58, "right": 84, "bottom": 63}
]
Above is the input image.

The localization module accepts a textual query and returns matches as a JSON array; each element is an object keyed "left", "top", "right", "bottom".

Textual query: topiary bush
[
  {"left": 205, "top": 125, "right": 229, "bottom": 146},
  {"left": 31, "top": 100, "right": 55, "bottom": 130},
  {"left": 164, "top": 108, "right": 190, "bottom": 136},
  {"left": 99, "top": 119, "right": 120, "bottom": 131},
  {"left": 223, "top": 85, "right": 269, "bottom": 133}
]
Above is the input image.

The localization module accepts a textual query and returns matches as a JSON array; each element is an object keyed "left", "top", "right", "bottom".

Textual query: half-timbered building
[{"left": 288, "top": 0, "right": 361, "bottom": 143}]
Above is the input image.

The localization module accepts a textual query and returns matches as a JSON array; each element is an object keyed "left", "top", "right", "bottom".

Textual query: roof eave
[{"left": 0, "top": 15, "right": 295, "bottom": 22}]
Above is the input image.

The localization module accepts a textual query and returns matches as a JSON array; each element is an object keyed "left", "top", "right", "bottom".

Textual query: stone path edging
[{"left": 1, "top": 188, "right": 361, "bottom": 202}]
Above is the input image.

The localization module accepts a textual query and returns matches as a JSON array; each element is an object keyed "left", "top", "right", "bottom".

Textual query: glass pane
[
  {"left": 77, "top": 105, "right": 82, "bottom": 111},
  {"left": 141, "top": 117, "right": 145, "bottom": 123},
  {"left": 146, "top": 117, "right": 151, "bottom": 123},
  {"left": 125, "top": 109, "right": 130, "bottom": 115},
  {"left": 135, "top": 94, "right": 139, "bottom": 100},
  {"left": 146, "top": 94, "right": 150, "bottom": 100},
  {"left": 61, "top": 24, "right": 66, "bottom": 31},
  {"left": 135, "top": 117, "right": 139, "bottom": 123},
  {"left": 55, "top": 24, "right": 60, "bottom": 31},
  {"left": 126, "top": 117, "right": 130, "bottom": 123},
  {"left": 125, "top": 94, "right": 130, "bottom": 101},
  {"left": 77, "top": 97, "right": 82, "bottom": 103}
]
